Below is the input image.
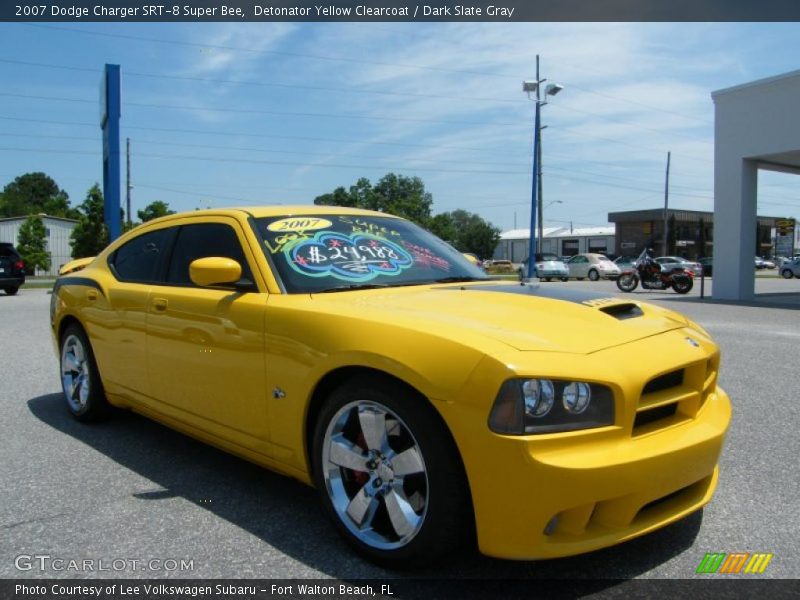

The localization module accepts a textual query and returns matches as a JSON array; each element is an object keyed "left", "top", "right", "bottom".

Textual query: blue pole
[
  {"left": 527, "top": 99, "right": 541, "bottom": 279},
  {"left": 102, "top": 64, "right": 122, "bottom": 242}
]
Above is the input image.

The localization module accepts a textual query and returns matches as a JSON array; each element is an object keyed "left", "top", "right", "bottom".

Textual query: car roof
[{"left": 141, "top": 205, "right": 402, "bottom": 226}]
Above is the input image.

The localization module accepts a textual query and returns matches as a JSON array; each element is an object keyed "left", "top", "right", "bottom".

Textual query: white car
[{"left": 565, "top": 253, "right": 621, "bottom": 281}]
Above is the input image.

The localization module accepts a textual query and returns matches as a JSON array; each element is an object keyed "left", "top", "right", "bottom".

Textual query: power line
[{"left": 0, "top": 92, "right": 524, "bottom": 127}]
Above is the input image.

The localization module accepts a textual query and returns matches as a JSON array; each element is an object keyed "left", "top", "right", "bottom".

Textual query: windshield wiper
[
  {"left": 315, "top": 283, "right": 391, "bottom": 293},
  {"left": 431, "top": 276, "right": 483, "bottom": 284}
]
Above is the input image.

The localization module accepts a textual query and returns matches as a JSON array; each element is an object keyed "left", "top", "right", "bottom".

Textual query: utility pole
[
  {"left": 537, "top": 130, "right": 544, "bottom": 253},
  {"left": 126, "top": 137, "right": 132, "bottom": 229},
  {"left": 662, "top": 151, "right": 671, "bottom": 256}
]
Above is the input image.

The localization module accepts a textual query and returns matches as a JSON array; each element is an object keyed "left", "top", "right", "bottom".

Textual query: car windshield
[{"left": 254, "top": 214, "right": 489, "bottom": 293}]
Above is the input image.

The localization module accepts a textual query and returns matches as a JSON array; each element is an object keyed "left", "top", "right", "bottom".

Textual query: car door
[
  {"left": 568, "top": 255, "right": 588, "bottom": 278},
  {"left": 145, "top": 218, "right": 270, "bottom": 451}
]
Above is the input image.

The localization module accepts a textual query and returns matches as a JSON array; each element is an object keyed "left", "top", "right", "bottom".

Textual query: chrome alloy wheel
[
  {"left": 61, "top": 333, "right": 90, "bottom": 413},
  {"left": 321, "top": 400, "right": 429, "bottom": 550}
]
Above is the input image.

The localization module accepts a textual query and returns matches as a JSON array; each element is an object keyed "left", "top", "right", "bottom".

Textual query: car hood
[{"left": 312, "top": 282, "right": 688, "bottom": 354}]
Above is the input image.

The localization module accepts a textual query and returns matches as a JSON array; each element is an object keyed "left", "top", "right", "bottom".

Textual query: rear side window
[
  {"left": 0, "top": 243, "right": 19, "bottom": 258},
  {"left": 166, "top": 223, "right": 252, "bottom": 286},
  {"left": 111, "top": 228, "right": 171, "bottom": 283}
]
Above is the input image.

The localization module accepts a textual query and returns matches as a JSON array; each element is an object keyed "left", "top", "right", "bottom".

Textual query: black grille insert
[
  {"left": 634, "top": 403, "right": 678, "bottom": 430},
  {"left": 642, "top": 369, "right": 683, "bottom": 395}
]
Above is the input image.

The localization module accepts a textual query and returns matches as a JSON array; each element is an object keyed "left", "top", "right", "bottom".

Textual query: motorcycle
[{"left": 616, "top": 249, "right": 694, "bottom": 294}]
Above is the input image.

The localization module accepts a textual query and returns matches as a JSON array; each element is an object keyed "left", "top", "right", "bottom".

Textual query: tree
[
  {"left": 314, "top": 173, "right": 433, "bottom": 226},
  {"left": 70, "top": 184, "right": 109, "bottom": 259},
  {"left": 0, "top": 172, "right": 79, "bottom": 219},
  {"left": 427, "top": 213, "right": 457, "bottom": 244},
  {"left": 16, "top": 215, "right": 50, "bottom": 274},
  {"left": 439, "top": 209, "right": 501, "bottom": 259},
  {"left": 138, "top": 200, "right": 175, "bottom": 222}
]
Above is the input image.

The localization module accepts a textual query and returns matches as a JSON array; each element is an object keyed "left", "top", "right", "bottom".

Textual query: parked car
[
  {"left": 485, "top": 259, "right": 515, "bottom": 274},
  {"left": 51, "top": 207, "right": 731, "bottom": 566},
  {"left": 613, "top": 256, "right": 637, "bottom": 270},
  {"left": 655, "top": 256, "right": 703, "bottom": 277},
  {"left": 755, "top": 257, "right": 775, "bottom": 270},
  {"left": 0, "top": 242, "right": 25, "bottom": 295},
  {"left": 698, "top": 257, "right": 713, "bottom": 277},
  {"left": 565, "top": 253, "right": 621, "bottom": 280},
  {"left": 520, "top": 253, "right": 569, "bottom": 281},
  {"left": 780, "top": 258, "right": 800, "bottom": 279}
]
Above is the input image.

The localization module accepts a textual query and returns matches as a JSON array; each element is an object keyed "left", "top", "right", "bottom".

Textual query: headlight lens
[
  {"left": 563, "top": 382, "right": 591, "bottom": 414},
  {"left": 489, "top": 379, "right": 614, "bottom": 435}
]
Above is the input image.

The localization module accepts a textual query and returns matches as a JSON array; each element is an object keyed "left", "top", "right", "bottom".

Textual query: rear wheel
[
  {"left": 4, "top": 286, "right": 18, "bottom": 295},
  {"left": 312, "top": 378, "right": 471, "bottom": 567},
  {"left": 588, "top": 269, "right": 600, "bottom": 281},
  {"left": 782, "top": 269, "right": 794, "bottom": 279},
  {"left": 60, "top": 324, "right": 110, "bottom": 421},
  {"left": 616, "top": 273, "right": 639, "bottom": 292}
]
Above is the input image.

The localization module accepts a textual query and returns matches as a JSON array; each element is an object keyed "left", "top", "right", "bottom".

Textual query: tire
[
  {"left": 782, "top": 269, "right": 794, "bottom": 279},
  {"left": 588, "top": 269, "right": 600, "bottom": 282},
  {"left": 672, "top": 276, "right": 693, "bottom": 294},
  {"left": 616, "top": 273, "right": 639, "bottom": 292},
  {"left": 4, "top": 286, "right": 19, "bottom": 296},
  {"left": 311, "top": 377, "right": 471, "bottom": 567},
  {"left": 545, "top": 277, "right": 552, "bottom": 282},
  {"left": 59, "top": 323, "right": 110, "bottom": 422}
]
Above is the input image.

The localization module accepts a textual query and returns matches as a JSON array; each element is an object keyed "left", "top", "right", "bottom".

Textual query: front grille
[
  {"left": 642, "top": 369, "right": 683, "bottom": 395},
  {"left": 634, "top": 403, "right": 677, "bottom": 429},
  {"left": 633, "top": 357, "right": 718, "bottom": 435}
]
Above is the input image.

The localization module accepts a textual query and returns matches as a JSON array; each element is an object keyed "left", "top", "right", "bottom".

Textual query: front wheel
[
  {"left": 616, "top": 273, "right": 639, "bottom": 292},
  {"left": 782, "top": 269, "right": 794, "bottom": 279},
  {"left": 588, "top": 269, "right": 600, "bottom": 281},
  {"left": 312, "top": 379, "right": 471, "bottom": 567},
  {"left": 60, "top": 324, "right": 110, "bottom": 421},
  {"left": 4, "top": 286, "right": 19, "bottom": 295},
  {"left": 672, "top": 275, "right": 693, "bottom": 294}
]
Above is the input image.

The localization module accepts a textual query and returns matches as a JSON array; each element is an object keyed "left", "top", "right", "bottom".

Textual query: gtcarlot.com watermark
[{"left": 14, "top": 554, "right": 194, "bottom": 573}]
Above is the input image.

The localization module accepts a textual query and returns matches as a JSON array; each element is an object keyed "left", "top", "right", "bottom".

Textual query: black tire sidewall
[
  {"left": 60, "top": 324, "right": 108, "bottom": 421},
  {"left": 311, "top": 378, "right": 471, "bottom": 567}
]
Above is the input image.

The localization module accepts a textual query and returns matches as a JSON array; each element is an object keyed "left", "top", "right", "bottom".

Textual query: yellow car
[{"left": 50, "top": 206, "right": 730, "bottom": 566}]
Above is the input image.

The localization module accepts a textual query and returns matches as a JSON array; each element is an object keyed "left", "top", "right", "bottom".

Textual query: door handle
[{"left": 152, "top": 297, "right": 168, "bottom": 312}]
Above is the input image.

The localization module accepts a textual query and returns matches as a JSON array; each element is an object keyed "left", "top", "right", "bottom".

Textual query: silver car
[
  {"left": 565, "top": 253, "right": 621, "bottom": 281},
  {"left": 780, "top": 259, "right": 800, "bottom": 279},
  {"left": 655, "top": 256, "right": 703, "bottom": 277}
]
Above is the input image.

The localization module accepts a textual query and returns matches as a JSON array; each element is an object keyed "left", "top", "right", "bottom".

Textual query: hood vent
[{"left": 598, "top": 303, "right": 643, "bottom": 320}]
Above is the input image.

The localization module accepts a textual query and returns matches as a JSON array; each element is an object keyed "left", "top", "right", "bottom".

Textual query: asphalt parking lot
[{"left": 1, "top": 279, "right": 798, "bottom": 582}]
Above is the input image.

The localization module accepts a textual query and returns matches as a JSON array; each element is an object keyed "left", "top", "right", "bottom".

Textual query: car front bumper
[
  {"left": 535, "top": 269, "right": 569, "bottom": 278},
  {"left": 441, "top": 327, "right": 731, "bottom": 560}
]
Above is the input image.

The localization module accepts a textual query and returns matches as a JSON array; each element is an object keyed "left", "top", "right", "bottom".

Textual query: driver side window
[{"left": 165, "top": 223, "right": 253, "bottom": 286}]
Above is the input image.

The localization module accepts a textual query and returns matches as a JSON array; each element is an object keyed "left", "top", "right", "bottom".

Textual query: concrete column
[{"left": 713, "top": 158, "right": 757, "bottom": 300}]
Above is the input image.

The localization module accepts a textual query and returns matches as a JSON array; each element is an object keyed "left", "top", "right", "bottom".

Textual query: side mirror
[{"left": 189, "top": 257, "right": 242, "bottom": 288}]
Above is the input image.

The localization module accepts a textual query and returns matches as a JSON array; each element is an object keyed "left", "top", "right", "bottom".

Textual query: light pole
[{"left": 523, "top": 55, "right": 563, "bottom": 278}]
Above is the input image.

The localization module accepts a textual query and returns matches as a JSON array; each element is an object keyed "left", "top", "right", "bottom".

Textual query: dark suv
[{"left": 0, "top": 242, "right": 25, "bottom": 295}]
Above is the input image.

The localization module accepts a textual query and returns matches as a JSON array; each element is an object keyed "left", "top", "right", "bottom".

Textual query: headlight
[{"left": 489, "top": 379, "right": 614, "bottom": 435}]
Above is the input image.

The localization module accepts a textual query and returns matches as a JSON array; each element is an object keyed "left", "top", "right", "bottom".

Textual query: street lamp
[{"left": 523, "top": 55, "right": 563, "bottom": 278}]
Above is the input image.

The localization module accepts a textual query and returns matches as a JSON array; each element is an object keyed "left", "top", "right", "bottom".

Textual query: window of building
[{"left": 588, "top": 238, "right": 607, "bottom": 253}]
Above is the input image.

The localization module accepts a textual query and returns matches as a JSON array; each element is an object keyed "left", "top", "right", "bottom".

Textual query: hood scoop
[{"left": 598, "top": 303, "right": 643, "bottom": 320}]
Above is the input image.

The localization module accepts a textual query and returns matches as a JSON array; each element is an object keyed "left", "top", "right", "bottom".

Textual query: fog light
[
  {"left": 523, "top": 379, "right": 555, "bottom": 418},
  {"left": 563, "top": 382, "right": 591, "bottom": 414}
]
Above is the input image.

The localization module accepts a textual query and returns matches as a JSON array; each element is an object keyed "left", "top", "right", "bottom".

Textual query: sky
[{"left": 1, "top": 21, "right": 799, "bottom": 233}]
